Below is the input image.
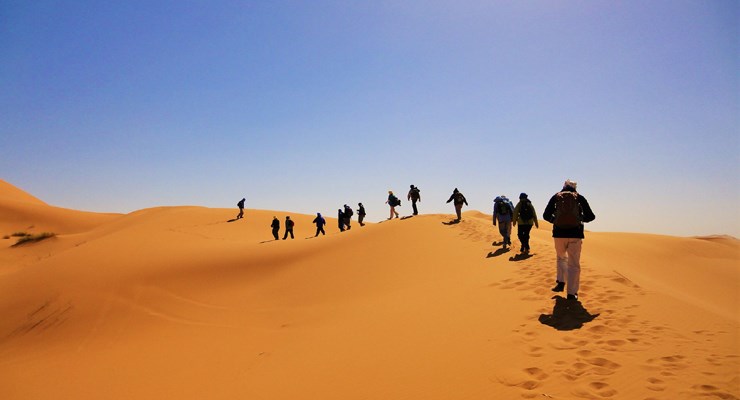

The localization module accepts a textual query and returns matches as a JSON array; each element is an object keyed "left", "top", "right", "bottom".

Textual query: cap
[{"left": 519, "top": 193, "right": 528, "bottom": 199}]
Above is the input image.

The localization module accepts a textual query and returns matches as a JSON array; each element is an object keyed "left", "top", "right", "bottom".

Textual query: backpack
[
  {"left": 554, "top": 191, "right": 582, "bottom": 228},
  {"left": 410, "top": 188, "right": 420, "bottom": 200},
  {"left": 497, "top": 201, "right": 510, "bottom": 216},
  {"left": 519, "top": 201, "right": 533, "bottom": 220},
  {"left": 345, "top": 207, "right": 353, "bottom": 217},
  {"left": 286, "top": 219, "right": 294, "bottom": 228},
  {"left": 390, "top": 195, "right": 400, "bottom": 207}
]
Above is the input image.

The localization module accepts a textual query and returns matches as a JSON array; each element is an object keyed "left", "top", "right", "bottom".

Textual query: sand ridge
[{"left": 0, "top": 182, "right": 738, "bottom": 399}]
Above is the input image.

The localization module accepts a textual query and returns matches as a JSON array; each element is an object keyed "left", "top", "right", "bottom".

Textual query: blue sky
[{"left": 1, "top": 1, "right": 738, "bottom": 237}]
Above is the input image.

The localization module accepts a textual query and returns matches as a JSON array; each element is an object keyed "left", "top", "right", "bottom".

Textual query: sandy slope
[{"left": 0, "top": 183, "right": 738, "bottom": 399}]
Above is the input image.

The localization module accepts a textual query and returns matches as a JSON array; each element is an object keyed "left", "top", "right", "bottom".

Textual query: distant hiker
[
  {"left": 446, "top": 188, "right": 468, "bottom": 222},
  {"left": 512, "top": 193, "right": 539, "bottom": 254},
  {"left": 408, "top": 185, "right": 421, "bottom": 215},
  {"left": 357, "top": 203, "right": 366, "bottom": 226},
  {"left": 493, "top": 195, "right": 515, "bottom": 249},
  {"left": 271, "top": 216, "right": 280, "bottom": 240},
  {"left": 313, "top": 213, "right": 326, "bottom": 236},
  {"left": 282, "top": 216, "right": 295, "bottom": 240},
  {"left": 386, "top": 191, "right": 400, "bottom": 219},
  {"left": 343, "top": 204, "right": 353, "bottom": 230},
  {"left": 543, "top": 179, "right": 596, "bottom": 301},
  {"left": 236, "top": 198, "right": 245, "bottom": 219},
  {"left": 338, "top": 209, "right": 346, "bottom": 231}
]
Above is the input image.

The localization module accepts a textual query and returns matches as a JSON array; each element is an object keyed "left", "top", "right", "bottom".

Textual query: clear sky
[{"left": 2, "top": 1, "right": 738, "bottom": 237}]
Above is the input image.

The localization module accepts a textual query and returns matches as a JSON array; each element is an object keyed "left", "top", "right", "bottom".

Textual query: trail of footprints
[{"left": 474, "top": 221, "right": 739, "bottom": 399}]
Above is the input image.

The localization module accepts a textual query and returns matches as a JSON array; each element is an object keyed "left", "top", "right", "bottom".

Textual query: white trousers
[{"left": 554, "top": 238, "right": 582, "bottom": 295}]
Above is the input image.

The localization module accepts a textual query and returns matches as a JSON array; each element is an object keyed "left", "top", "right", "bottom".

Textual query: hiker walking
[
  {"left": 512, "top": 193, "right": 539, "bottom": 254},
  {"left": 271, "top": 216, "right": 280, "bottom": 240},
  {"left": 338, "top": 209, "right": 346, "bottom": 231},
  {"left": 493, "top": 195, "right": 515, "bottom": 249},
  {"left": 386, "top": 191, "right": 400, "bottom": 219},
  {"left": 313, "top": 213, "right": 326, "bottom": 236},
  {"left": 446, "top": 188, "right": 468, "bottom": 222},
  {"left": 282, "top": 216, "right": 295, "bottom": 240},
  {"left": 343, "top": 204, "right": 353, "bottom": 230},
  {"left": 543, "top": 179, "right": 596, "bottom": 301},
  {"left": 357, "top": 203, "right": 366, "bottom": 226},
  {"left": 408, "top": 185, "right": 421, "bottom": 215},
  {"left": 236, "top": 198, "right": 245, "bottom": 219}
]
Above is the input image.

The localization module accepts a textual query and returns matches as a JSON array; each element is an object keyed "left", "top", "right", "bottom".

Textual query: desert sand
[{"left": 1, "top": 179, "right": 738, "bottom": 399}]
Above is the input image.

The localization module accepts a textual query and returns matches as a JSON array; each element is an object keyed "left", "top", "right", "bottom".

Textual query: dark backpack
[
  {"left": 345, "top": 207, "right": 353, "bottom": 217},
  {"left": 554, "top": 191, "right": 582, "bottom": 228},
  {"left": 519, "top": 201, "right": 533, "bottom": 220},
  {"left": 390, "top": 195, "right": 400, "bottom": 207},
  {"left": 286, "top": 219, "right": 294, "bottom": 228},
  {"left": 410, "top": 188, "right": 420, "bottom": 200},
  {"left": 497, "top": 201, "right": 510, "bottom": 216}
]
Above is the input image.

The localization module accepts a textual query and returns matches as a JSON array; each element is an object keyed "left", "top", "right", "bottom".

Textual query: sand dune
[{"left": 0, "top": 182, "right": 738, "bottom": 399}]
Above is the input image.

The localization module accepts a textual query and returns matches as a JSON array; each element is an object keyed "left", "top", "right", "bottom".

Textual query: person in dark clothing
[
  {"left": 386, "top": 191, "right": 400, "bottom": 219},
  {"left": 313, "top": 213, "right": 326, "bottom": 236},
  {"left": 357, "top": 203, "right": 366, "bottom": 226},
  {"left": 446, "top": 188, "right": 468, "bottom": 222},
  {"left": 343, "top": 204, "right": 353, "bottom": 230},
  {"left": 236, "top": 198, "right": 245, "bottom": 219},
  {"left": 282, "top": 216, "right": 295, "bottom": 240},
  {"left": 408, "top": 185, "right": 421, "bottom": 215},
  {"left": 338, "top": 209, "right": 346, "bottom": 231},
  {"left": 271, "top": 216, "right": 280, "bottom": 240},
  {"left": 542, "top": 179, "right": 596, "bottom": 301},
  {"left": 493, "top": 195, "right": 515, "bottom": 248},
  {"left": 512, "top": 193, "right": 539, "bottom": 254}
]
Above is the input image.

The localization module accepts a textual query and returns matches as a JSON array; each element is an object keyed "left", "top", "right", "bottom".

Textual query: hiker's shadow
[
  {"left": 487, "top": 248, "right": 511, "bottom": 258},
  {"left": 539, "top": 296, "right": 599, "bottom": 331},
  {"left": 509, "top": 253, "right": 534, "bottom": 262},
  {"left": 442, "top": 220, "right": 460, "bottom": 225},
  {"left": 227, "top": 218, "right": 238, "bottom": 223},
  {"left": 401, "top": 215, "right": 414, "bottom": 220}
]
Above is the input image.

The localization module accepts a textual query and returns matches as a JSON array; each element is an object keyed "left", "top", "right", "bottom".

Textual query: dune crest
[{"left": 0, "top": 182, "right": 738, "bottom": 399}]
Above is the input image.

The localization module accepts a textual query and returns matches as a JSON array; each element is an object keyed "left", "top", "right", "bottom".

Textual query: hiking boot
[
  {"left": 551, "top": 281, "right": 565, "bottom": 292},
  {"left": 567, "top": 293, "right": 578, "bottom": 301}
]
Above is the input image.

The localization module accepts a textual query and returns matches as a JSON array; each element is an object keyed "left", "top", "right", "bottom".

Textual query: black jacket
[
  {"left": 446, "top": 192, "right": 468, "bottom": 206},
  {"left": 542, "top": 188, "right": 595, "bottom": 238}
]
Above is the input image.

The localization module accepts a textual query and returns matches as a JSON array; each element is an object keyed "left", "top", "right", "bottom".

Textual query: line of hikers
[{"left": 239, "top": 179, "right": 595, "bottom": 301}]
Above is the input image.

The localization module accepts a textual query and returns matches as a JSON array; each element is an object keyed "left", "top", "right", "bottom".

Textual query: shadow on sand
[
  {"left": 400, "top": 215, "right": 414, "bottom": 220},
  {"left": 509, "top": 253, "right": 534, "bottom": 262},
  {"left": 539, "top": 296, "right": 599, "bottom": 331},
  {"left": 442, "top": 220, "right": 460, "bottom": 225},
  {"left": 487, "top": 247, "right": 511, "bottom": 258},
  {"left": 227, "top": 218, "right": 239, "bottom": 223}
]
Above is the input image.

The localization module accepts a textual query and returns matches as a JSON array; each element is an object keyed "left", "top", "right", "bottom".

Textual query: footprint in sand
[
  {"left": 689, "top": 384, "right": 737, "bottom": 400},
  {"left": 523, "top": 366, "right": 549, "bottom": 380},
  {"left": 646, "top": 377, "right": 666, "bottom": 391},
  {"left": 562, "top": 362, "right": 590, "bottom": 381},
  {"left": 571, "top": 381, "right": 618, "bottom": 398}
]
